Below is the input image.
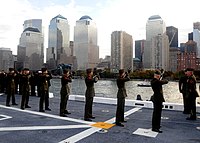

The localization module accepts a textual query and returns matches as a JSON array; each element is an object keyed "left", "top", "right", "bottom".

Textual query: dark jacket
[
  {"left": 60, "top": 75, "right": 72, "bottom": 95},
  {"left": 151, "top": 78, "right": 168, "bottom": 103},
  {"left": 179, "top": 75, "right": 188, "bottom": 94},
  {"left": 85, "top": 76, "right": 98, "bottom": 98},
  {"left": 20, "top": 74, "right": 30, "bottom": 92},
  {"left": 116, "top": 75, "right": 130, "bottom": 98},
  {"left": 186, "top": 75, "right": 199, "bottom": 98}
]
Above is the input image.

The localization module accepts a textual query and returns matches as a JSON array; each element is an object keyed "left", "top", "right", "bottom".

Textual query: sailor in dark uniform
[
  {"left": 39, "top": 68, "right": 51, "bottom": 112},
  {"left": 84, "top": 68, "right": 98, "bottom": 121},
  {"left": 179, "top": 69, "right": 190, "bottom": 114},
  {"left": 115, "top": 69, "right": 130, "bottom": 127},
  {"left": 185, "top": 68, "right": 199, "bottom": 120},
  {"left": 6, "top": 68, "right": 18, "bottom": 106},
  {"left": 20, "top": 68, "right": 31, "bottom": 110},
  {"left": 60, "top": 69, "right": 72, "bottom": 117},
  {"left": 151, "top": 70, "right": 168, "bottom": 133}
]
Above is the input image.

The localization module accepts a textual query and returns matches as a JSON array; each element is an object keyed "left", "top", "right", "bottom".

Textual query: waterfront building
[
  {"left": 17, "top": 19, "right": 44, "bottom": 71},
  {"left": 169, "top": 48, "right": 180, "bottom": 72},
  {"left": 143, "top": 15, "right": 169, "bottom": 70},
  {"left": 135, "top": 40, "right": 145, "bottom": 69},
  {"left": 74, "top": 15, "right": 99, "bottom": 70},
  {"left": 46, "top": 14, "right": 71, "bottom": 70},
  {"left": 0, "top": 48, "right": 14, "bottom": 71},
  {"left": 166, "top": 26, "right": 178, "bottom": 47},
  {"left": 111, "top": 31, "right": 133, "bottom": 72},
  {"left": 193, "top": 22, "right": 200, "bottom": 58}
]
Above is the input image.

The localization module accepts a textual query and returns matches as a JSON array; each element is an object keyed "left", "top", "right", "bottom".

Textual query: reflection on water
[{"left": 50, "top": 79, "right": 200, "bottom": 104}]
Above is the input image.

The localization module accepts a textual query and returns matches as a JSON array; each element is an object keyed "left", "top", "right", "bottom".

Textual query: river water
[{"left": 49, "top": 79, "right": 200, "bottom": 104}]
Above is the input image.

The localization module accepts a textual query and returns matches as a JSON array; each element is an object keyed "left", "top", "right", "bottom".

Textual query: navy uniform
[
  {"left": 84, "top": 68, "right": 98, "bottom": 121},
  {"left": 151, "top": 70, "right": 168, "bottom": 133},
  {"left": 39, "top": 68, "right": 51, "bottom": 112},
  {"left": 185, "top": 68, "right": 199, "bottom": 120},
  {"left": 6, "top": 68, "right": 17, "bottom": 106},
  {"left": 0, "top": 70, "right": 6, "bottom": 93},
  {"left": 20, "top": 68, "right": 31, "bottom": 110},
  {"left": 115, "top": 69, "right": 130, "bottom": 127},
  {"left": 179, "top": 70, "right": 190, "bottom": 114},
  {"left": 60, "top": 70, "right": 72, "bottom": 117}
]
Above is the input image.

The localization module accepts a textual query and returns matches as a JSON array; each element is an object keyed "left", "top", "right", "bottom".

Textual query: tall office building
[
  {"left": 193, "top": 22, "right": 200, "bottom": 58},
  {"left": 0, "top": 48, "right": 14, "bottom": 71},
  {"left": 46, "top": 14, "right": 70, "bottom": 69},
  {"left": 74, "top": 15, "right": 99, "bottom": 70},
  {"left": 17, "top": 19, "right": 44, "bottom": 70},
  {"left": 166, "top": 26, "right": 178, "bottom": 47},
  {"left": 135, "top": 40, "right": 145, "bottom": 69},
  {"left": 111, "top": 31, "right": 133, "bottom": 72},
  {"left": 144, "top": 15, "right": 169, "bottom": 70}
]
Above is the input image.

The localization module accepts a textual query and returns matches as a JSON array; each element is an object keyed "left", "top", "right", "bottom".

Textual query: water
[{"left": 49, "top": 79, "right": 200, "bottom": 104}]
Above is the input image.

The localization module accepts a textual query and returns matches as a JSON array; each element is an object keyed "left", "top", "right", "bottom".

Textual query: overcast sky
[{"left": 0, "top": 0, "right": 200, "bottom": 58}]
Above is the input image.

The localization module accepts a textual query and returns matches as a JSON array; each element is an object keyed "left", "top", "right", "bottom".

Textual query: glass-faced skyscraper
[
  {"left": 166, "top": 26, "right": 178, "bottom": 47},
  {"left": 17, "top": 19, "right": 44, "bottom": 70},
  {"left": 46, "top": 14, "right": 70, "bottom": 69},
  {"left": 144, "top": 15, "right": 169, "bottom": 70},
  {"left": 74, "top": 15, "right": 99, "bottom": 70},
  {"left": 193, "top": 22, "right": 200, "bottom": 58}
]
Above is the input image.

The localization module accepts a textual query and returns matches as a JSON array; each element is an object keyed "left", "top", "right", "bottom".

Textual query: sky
[{"left": 0, "top": 0, "right": 200, "bottom": 59}]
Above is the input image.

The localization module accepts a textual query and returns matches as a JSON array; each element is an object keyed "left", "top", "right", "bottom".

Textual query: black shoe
[
  {"left": 25, "top": 105, "right": 31, "bottom": 108},
  {"left": 64, "top": 110, "right": 71, "bottom": 114},
  {"left": 12, "top": 103, "right": 18, "bottom": 105},
  {"left": 6, "top": 104, "right": 10, "bottom": 107},
  {"left": 84, "top": 118, "right": 92, "bottom": 121},
  {"left": 152, "top": 128, "right": 163, "bottom": 133},
  {"left": 115, "top": 123, "right": 124, "bottom": 127},
  {"left": 186, "top": 117, "right": 196, "bottom": 120},
  {"left": 89, "top": 116, "right": 95, "bottom": 119},
  {"left": 45, "top": 108, "right": 51, "bottom": 111},
  {"left": 39, "top": 110, "right": 45, "bottom": 112},
  {"left": 21, "top": 107, "right": 25, "bottom": 110},
  {"left": 60, "top": 114, "right": 68, "bottom": 117}
]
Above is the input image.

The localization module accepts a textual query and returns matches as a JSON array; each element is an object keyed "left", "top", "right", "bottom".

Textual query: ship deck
[{"left": 0, "top": 93, "right": 199, "bottom": 143}]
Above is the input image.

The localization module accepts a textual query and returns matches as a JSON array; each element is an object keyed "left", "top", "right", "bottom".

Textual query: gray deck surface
[{"left": 0, "top": 94, "right": 199, "bottom": 143}]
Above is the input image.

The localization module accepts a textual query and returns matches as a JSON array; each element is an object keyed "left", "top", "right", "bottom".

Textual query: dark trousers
[
  {"left": 116, "top": 97, "right": 125, "bottom": 123},
  {"left": 6, "top": 89, "right": 16, "bottom": 105},
  {"left": 84, "top": 97, "right": 93, "bottom": 119},
  {"left": 21, "top": 91, "right": 29, "bottom": 108},
  {"left": 60, "top": 94, "right": 69, "bottom": 114},
  {"left": 152, "top": 102, "right": 163, "bottom": 129},
  {"left": 37, "top": 86, "right": 41, "bottom": 97},
  {"left": 188, "top": 96, "right": 196, "bottom": 118},
  {"left": 39, "top": 90, "right": 49, "bottom": 110},
  {"left": 182, "top": 93, "right": 190, "bottom": 113},
  {"left": 31, "top": 85, "right": 36, "bottom": 96}
]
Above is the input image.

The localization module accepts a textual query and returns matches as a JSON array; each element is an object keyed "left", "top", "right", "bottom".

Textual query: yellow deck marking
[{"left": 91, "top": 122, "right": 115, "bottom": 129}]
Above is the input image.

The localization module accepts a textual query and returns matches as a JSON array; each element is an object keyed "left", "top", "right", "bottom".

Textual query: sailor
[
  {"left": 185, "top": 68, "right": 199, "bottom": 120},
  {"left": 6, "top": 68, "right": 18, "bottom": 106},
  {"left": 20, "top": 68, "right": 31, "bottom": 110},
  {"left": 151, "top": 70, "right": 168, "bottom": 133},
  {"left": 84, "top": 68, "right": 99, "bottom": 121},
  {"left": 115, "top": 69, "right": 130, "bottom": 127},
  {"left": 179, "top": 69, "right": 190, "bottom": 114},
  {"left": 60, "top": 69, "right": 72, "bottom": 117},
  {"left": 39, "top": 68, "right": 51, "bottom": 112}
]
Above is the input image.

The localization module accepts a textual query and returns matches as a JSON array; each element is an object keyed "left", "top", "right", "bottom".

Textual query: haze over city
[{"left": 0, "top": 0, "right": 200, "bottom": 58}]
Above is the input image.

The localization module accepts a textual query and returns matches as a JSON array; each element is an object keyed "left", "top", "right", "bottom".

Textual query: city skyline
[{"left": 0, "top": 0, "right": 200, "bottom": 58}]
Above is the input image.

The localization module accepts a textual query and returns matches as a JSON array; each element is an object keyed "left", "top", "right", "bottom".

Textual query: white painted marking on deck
[
  {"left": 133, "top": 128, "right": 158, "bottom": 138},
  {"left": 0, "top": 125, "right": 90, "bottom": 132},
  {"left": 59, "top": 107, "right": 142, "bottom": 143},
  {"left": 0, "top": 114, "right": 12, "bottom": 121},
  {"left": 49, "top": 92, "right": 54, "bottom": 98},
  {"left": 0, "top": 93, "right": 3, "bottom": 96},
  {"left": 197, "top": 127, "right": 200, "bottom": 130},
  {"left": 0, "top": 105, "right": 94, "bottom": 125}
]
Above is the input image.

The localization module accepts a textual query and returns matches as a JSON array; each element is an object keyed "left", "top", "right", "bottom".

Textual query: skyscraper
[
  {"left": 193, "top": 22, "right": 200, "bottom": 58},
  {"left": 46, "top": 14, "right": 70, "bottom": 69},
  {"left": 166, "top": 26, "right": 178, "bottom": 47},
  {"left": 111, "top": 31, "right": 133, "bottom": 72},
  {"left": 0, "top": 48, "right": 14, "bottom": 71},
  {"left": 17, "top": 19, "right": 44, "bottom": 70},
  {"left": 74, "top": 15, "right": 99, "bottom": 70},
  {"left": 144, "top": 15, "right": 169, "bottom": 70}
]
